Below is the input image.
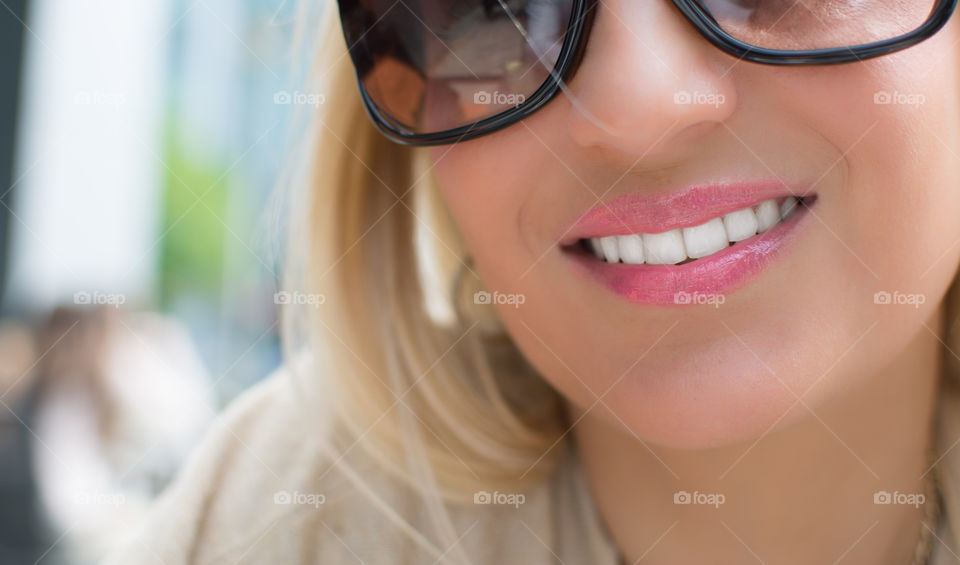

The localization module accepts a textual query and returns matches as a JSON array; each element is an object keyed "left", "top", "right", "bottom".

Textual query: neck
[{"left": 571, "top": 313, "right": 942, "bottom": 565}]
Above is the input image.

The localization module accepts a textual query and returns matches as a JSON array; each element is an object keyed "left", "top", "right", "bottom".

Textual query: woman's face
[{"left": 429, "top": 0, "right": 960, "bottom": 449}]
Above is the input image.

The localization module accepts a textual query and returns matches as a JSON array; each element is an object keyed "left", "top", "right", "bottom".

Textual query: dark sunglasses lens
[
  {"left": 339, "top": 0, "right": 575, "bottom": 135},
  {"left": 693, "top": 0, "right": 938, "bottom": 51}
]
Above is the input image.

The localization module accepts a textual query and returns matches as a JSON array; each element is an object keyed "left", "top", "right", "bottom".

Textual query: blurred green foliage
[{"left": 158, "top": 126, "right": 229, "bottom": 308}]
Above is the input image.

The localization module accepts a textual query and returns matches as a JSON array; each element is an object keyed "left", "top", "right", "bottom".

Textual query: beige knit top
[{"left": 104, "top": 369, "right": 959, "bottom": 564}]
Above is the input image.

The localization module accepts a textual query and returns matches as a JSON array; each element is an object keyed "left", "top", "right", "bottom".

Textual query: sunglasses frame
[{"left": 345, "top": 0, "right": 959, "bottom": 146}]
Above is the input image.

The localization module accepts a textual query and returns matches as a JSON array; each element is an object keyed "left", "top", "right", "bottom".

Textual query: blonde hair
[
  {"left": 280, "top": 0, "right": 960, "bottom": 559},
  {"left": 279, "top": 3, "right": 565, "bottom": 559}
]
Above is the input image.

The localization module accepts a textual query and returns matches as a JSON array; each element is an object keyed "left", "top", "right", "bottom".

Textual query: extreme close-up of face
[
  {"left": 28, "top": 0, "right": 960, "bottom": 563},
  {"left": 430, "top": 0, "right": 960, "bottom": 450}
]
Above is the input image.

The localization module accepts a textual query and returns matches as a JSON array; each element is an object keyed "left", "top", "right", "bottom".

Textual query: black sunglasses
[{"left": 336, "top": 0, "right": 959, "bottom": 146}]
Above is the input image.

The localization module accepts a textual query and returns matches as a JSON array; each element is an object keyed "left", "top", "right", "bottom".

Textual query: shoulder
[
  {"left": 102, "top": 366, "right": 347, "bottom": 563},
  {"left": 102, "top": 366, "right": 619, "bottom": 565},
  {"left": 103, "top": 365, "right": 478, "bottom": 564}
]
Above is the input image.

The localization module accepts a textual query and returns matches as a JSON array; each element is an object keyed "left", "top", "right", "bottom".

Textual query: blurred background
[{"left": 0, "top": 0, "right": 319, "bottom": 562}]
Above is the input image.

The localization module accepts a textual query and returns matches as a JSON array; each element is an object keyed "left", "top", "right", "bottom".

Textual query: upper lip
[{"left": 559, "top": 179, "right": 814, "bottom": 245}]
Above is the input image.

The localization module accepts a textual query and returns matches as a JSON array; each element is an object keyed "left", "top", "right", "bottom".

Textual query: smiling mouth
[{"left": 569, "top": 195, "right": 817, "bottom": 266}]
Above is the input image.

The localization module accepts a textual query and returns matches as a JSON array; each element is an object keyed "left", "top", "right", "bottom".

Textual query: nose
[{"left": 565, "top": 0, "right": 737, "bottom": 156}]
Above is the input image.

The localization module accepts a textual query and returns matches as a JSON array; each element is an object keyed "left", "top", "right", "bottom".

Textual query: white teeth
[
  {"left": 780, "top": 196, "right": 798, "bottom": 220},
  {"left": 682, "top": 217, "right": 728, "bottom": 259},
  {"left": 617, "top": 234, "right": 644, "bottom": 264},
  {"left": 722, "top": 208, "right": 759, "bottom": 242},
  {"left": 589, "top": 238, "right": 604, "bottom": 260},
  {"left": 600, "top": 236, "right": 620, "bottom": 263},
  {"left": 643, "top": 229, "right": 687, "bottom": 265},
  {"left": 755, "top": 199, "right": 780, "bottom": 233},
  {"left": 587, "top": 197, "right": 805, "bottom": 264}
]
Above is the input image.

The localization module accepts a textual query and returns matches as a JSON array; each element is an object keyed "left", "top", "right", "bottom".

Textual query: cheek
[
  {"left": 786, "top": 34, "right": 960, "bottom": 279},
  {"left": 428, "top": 143, "right": 514, "bottom": 251},
  {"left": 428, "top": 133, "right": 554, "bottom": 285},
  {"left": 805, "top": 52, "right": 960, "bottom": 331},
  {"left": 755, "top": 44, "right": 960, "bottom": 373},
  {"left": 429, "top": 147, "right": 507, "bottom": 267}
]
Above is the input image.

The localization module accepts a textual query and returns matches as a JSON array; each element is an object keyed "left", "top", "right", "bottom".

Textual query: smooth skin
[{"left": 428, "top": 1, "right": 960, "bottom": 563}]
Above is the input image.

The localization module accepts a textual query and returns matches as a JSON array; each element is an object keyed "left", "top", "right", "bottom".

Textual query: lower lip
[{"left": 564, "top": 204, "right": 811, "bottom": 305}]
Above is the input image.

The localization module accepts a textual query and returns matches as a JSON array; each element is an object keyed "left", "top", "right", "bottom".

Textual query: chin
[{"left": 583, "top": 361, "right": 813, "bottom": 451}]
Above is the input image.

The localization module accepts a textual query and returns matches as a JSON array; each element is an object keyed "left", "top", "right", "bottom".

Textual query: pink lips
[
  {"left": 561, "top": 181, "right": 814, "bottom": 305},
  {"left": 560, "top": 180, "right": 809, "bottom": 243}
]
